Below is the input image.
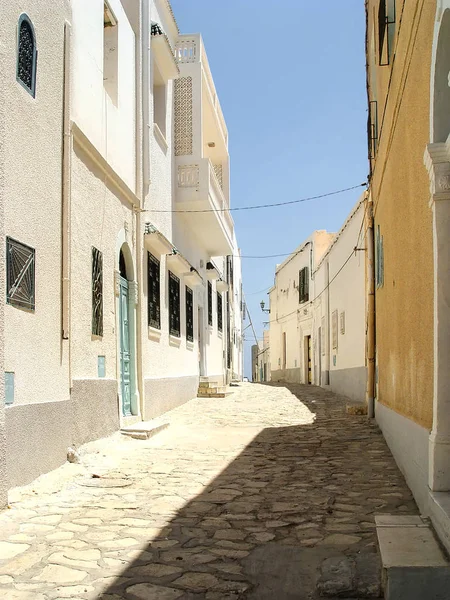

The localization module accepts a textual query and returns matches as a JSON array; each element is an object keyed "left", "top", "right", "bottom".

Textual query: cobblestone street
[{"left": 0, "top": 383, "right": 417, "bottom": 599}]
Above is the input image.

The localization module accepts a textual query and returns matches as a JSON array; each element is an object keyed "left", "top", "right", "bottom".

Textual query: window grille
[
  {"left": 208, "top": 281, "right": 213, "bottom": 326},
  {"left": 217, "top": 292, "right": 223, "bottom": 332},
  {"left": 168, "top": 271, "right": 180, "bottom": 337},
  {"left": 148, "top": 252, "right": 161, "bottom": 329},
  {"left": 6, "top": 237, "right": 35, "bottom": 310},
  {"left": 298, "top": 267, "right": 309, "bottom": 304},
  {"left": 185, "top": 286, "right": 194, "bottom": 342},
  {"left": 368, "top": 100, "right": 378, "bottom": 159},
  {"left": 17, "top": 15, "right": 37, "bottom": 97},
  {"left": 92, "top": 247, "right": 103, "bottom": 336},
  {"left": 174, "top": 77, "right": 193, "bottom": 156}
]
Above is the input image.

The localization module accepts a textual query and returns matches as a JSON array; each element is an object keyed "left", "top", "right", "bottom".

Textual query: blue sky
[{"left": 171, "top": 1, "right": 368, "bottom": 377}]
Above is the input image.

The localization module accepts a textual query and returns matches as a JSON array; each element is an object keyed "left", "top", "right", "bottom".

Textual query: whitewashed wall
[
  {"left": 71, "top": 0, "right": 136, "bottom": 191},
  {"left": 314, "top": 199, "right": 366, "bottom": 401}
]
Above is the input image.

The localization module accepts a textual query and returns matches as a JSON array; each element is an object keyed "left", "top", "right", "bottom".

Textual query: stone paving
[{"left": 0, "top": 382, "right": 418, "bottom": 599}]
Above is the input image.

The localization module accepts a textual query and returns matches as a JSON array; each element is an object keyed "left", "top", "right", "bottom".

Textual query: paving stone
[
  {"left": 97, "top": 537, "right": 139, "bottom": 549},
  {"left": 173, "top": 572, "right": 219, "bottom": 591},
  {"left": 1, "top": 592, "right": 46, "bottom": 600},
  {"left": 213, "top": 529, "right": 247, "bottom": 541},
  {"left": 34, "top": 564, "right": 88, "bottom": 583},
  {"left": 53, "top": 584, "right": 95, "bottom": 597},
  {"left": 129, "top": 563, "right": 183, "bottom": 577},
  {"left": 125, "top": 583, "right": 183, "bottom": 599},
  {"left": 319, "top": 534, "right": 362, "bottom": 546},
  {"left": 0, "top": 541, "right": 30, "bottom": 559}
]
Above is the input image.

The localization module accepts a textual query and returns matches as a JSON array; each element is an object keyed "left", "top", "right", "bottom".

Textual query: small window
[
  {"left": 103, "top": 2, "right": 118, "bottom": 104},
  {"left": 6, "top": 237, "right": 35, "bottom": 310},
  {"left": 153, "top": 62, "right": 167, "bottom": 138},
  {"left": 368, "top": 100, "right": 378, "bottom": 159},
  {"left": 332, "top": 310, "right": 338, "bottom": 350},
  {"left": 376, "top": 225, "right": 384, "bottom": 288},
  {"left": 379, "top": 0, "right": 396, "bottom": 66},
  {"left": 185, "top": 286, "right": 194, "bottom": 342},
  {"left": 340, "top": 311, "right": 346, "bottom": 335},
  {"left": 17, "top": 14, "right": 37, "bottom": 97},
  {"left": 92, "top": 247, "right": 103, "bottom": 336},
  {"left": 168, "top": 271, "right": 180, "bottom": 337},
  {"left": 147, "top": 252, "right": 160, "bottom": 329},
  {"left": 217, "top": 292, "right": 223, "bottom": 333},
  {"left": 208, "top": 281, "right": 213, "bottom": 326},
  {"left": 298, "top": 267, "right": 309, "bottom": 304}
]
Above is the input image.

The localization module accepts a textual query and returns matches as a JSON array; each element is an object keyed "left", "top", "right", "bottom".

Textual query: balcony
[{"left": 176, "top": 158, "right": 234, "bottom": 256}]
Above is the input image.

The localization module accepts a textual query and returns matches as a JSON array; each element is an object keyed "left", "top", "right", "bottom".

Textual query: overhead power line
[{"left": 147, "top": 183, "right": 367, "bottom": 214}]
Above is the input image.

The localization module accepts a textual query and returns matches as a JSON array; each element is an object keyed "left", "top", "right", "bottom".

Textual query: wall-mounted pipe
[
  {"left": 366, "top": 197, "right": 376, "bottom": 418},
  {"left": 62, "top": 21, "right": 72, "bottom": 384}
]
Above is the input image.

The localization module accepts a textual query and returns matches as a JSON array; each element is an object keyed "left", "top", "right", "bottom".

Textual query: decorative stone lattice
[
  {"left": 213, "top": 163, "right": 223, "bottom": 189},
  {"left": 174, "top": 77, "right": 193, "bottom": 156}
]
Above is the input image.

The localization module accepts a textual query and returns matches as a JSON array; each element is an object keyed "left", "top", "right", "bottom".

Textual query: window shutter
[
  {"left": 148, "top": 252, "right": 160, "bottom": 329},
  {"left": 92, "top": 247, "right": 103, "bottom": 336},
  {"left": 185, "top": 286, "right": 194, "bottom": 342},
  {"left": 168, "top": 271, "right": 180, "bottom": 336},
  {"left": 217, "top": 292, "right": 223, "bottom": 332},
  {"left": 208, "top": 281, "right": 213, "bottom": 326},
  {"left": 304, "top": 267, "right": 309, "bottom": 302}
]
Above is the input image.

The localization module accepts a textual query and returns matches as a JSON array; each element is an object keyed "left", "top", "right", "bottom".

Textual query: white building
[
  {"left": 313, "top": 197, "right": 367, "bottom": 402},
  {"left": 268, "top": 197, "right": 367, "bottom": 402},
  {"left": 0, "top": 0, "right": 243, "bottom": 494},
  {"left": 269, "top": 231, "right": 334, "bottom": 384}
]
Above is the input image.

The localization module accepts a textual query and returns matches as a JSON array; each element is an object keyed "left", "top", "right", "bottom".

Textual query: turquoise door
[{"left": 119, "top": 277, "right": 131, "bottom": 416}]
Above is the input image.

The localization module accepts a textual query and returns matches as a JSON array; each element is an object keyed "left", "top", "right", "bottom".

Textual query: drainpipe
[
  {"left": 135, "top": 0, "right": 149, "bottom": 420},
  {"left": 366, "top": 197, "right": 376, "bottom": 418},
  {"left": 62, "top": 21, "right": 72, "bottom": 384},
  {"left": 325, "top": 260, "right": 330, "bottom": 385}
]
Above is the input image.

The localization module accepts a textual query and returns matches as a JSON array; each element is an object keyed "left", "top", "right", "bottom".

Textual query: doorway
[
  {"left": 305, "top": 335, "right": 312, "bottom": 384},
  {"left": 119, "top": 249, "right": 132, "bottom": 416}
]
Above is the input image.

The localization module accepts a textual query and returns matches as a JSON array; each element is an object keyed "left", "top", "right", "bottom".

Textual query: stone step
[
  {"left": 197, "top": 389, "right": 233, "bottom": 399},
  {"left": 375, "top": 514, "right": 450, "bottom": 600},
  {"left": 120, "top": 421, "right": 169, "bottom": 440}
]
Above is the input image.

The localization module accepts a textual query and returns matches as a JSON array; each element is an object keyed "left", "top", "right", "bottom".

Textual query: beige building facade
[
  {"left": 366, "top": 0, "right": 450, "bottom": 552},
  {"left": 0, "top": 0, "right": 243, "bottom": 497}
]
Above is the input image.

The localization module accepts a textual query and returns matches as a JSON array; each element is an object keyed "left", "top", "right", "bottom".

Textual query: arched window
[{"left": 17, "top": 14, "right": 37, "bottom": 97}]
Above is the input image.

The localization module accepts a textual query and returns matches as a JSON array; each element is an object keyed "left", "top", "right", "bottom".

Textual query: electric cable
[{"left": 145, "top": 183, "right": 367, "bottom": 214}]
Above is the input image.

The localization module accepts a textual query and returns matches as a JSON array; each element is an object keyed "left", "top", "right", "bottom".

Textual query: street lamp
[{"left": 260, "top": 300, "right": 270, "bottom": 313}]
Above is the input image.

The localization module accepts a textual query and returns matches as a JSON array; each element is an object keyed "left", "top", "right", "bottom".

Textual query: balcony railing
[{"left": 174, "top": 35, "right": 228, "bottom": 147}]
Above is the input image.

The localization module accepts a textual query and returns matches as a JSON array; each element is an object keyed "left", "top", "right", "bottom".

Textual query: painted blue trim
[
  {"left": 16, "top": 13, "right": 37, "bottom": 98},
  {"left": 97, "top": 356, "right": 106, "bottom": 378},
  {"left": 5, "top": 372, "right": 14, "bottom": 405}
]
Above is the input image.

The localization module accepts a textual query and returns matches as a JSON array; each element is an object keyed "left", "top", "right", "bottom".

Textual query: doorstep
[
  {"left": 429, "top": 491, "right": 450, "bottom": 556},
  {"left": 120, "top": 420, "right": 169, "bottom": 440},
  {"left": 375, "top": 514, "right": 450, "bottom": 600}
]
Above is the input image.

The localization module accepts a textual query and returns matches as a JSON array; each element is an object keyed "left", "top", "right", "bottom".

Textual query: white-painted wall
[
  {"left": 269, "top": 231, "right": 334, "bottom": 383},
  {"left": 313, "top": 198, "right": 366, "bottom": 399},
  {"left": 2, "top": 0, "right": 70, "bottom": 407},
  {"left": 71, "top": 0, "right": 136, "bottom": 191}
]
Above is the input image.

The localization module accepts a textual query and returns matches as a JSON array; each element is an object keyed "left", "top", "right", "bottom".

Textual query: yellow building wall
[{"left": 367, "top": 0, "right": 435, "bottom": 429}]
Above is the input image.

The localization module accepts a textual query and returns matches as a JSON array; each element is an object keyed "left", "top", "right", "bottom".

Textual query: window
[
  {"left": 298, "top": 267, "right": 309, "bottom": 304},
  {"left": 332, "top": 310, "right": 338, "bottom": 350},
  {"left": 208, "top": 281, "right": 213, "bottom": 326},
  {"left": 217, "top": 292, "right": 223, "bottom": 333},
  {"left": 185, "top": 286, "right": 194, "bottom": 342},
  {"left": 6, "top": 237, "right": 35, "bottom": 310},
  {"left": 103, "top": 2, "right": 118, "bottom": 104},
  {"left": 153, "top": 62, "right": 167, "bottom": 138},
  {"left": 147, "top": 252, "right": 160, "bottom": 329},
  {"left": 92, "top": 247, "right": 103, "bottom": 336},
  {"left": 378, "top": 0, "right": 396, "bottom": 66},
  {"left": 168, "top": 271, "right": 180, "bottom": 337},
  {"left": 376, "top": 225, "right": 384, "bottom": 288},
  {"left": 368, "top": 100, "right": 378, "bottom": 159},
  {"left": 340, "top": 311, "right": 346, "bottom": 335},
  {"left": 17, "top": 14, "right": 37, "bottom": 97}
]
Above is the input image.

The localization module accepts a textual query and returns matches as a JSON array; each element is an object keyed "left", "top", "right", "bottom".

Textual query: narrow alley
[{"left": 0, "top": 383, "right": 417, "bottom": 599}]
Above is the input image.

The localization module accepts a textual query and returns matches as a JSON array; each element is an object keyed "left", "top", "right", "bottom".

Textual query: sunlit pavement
[{"left": 0, "top": 382, "right": 417, "bottom": 599}]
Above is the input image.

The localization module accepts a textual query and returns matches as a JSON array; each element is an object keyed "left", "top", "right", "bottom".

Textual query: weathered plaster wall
[
  {"left": 144, "top": 375, "right": 198, "bottom": 419},
  {"left": 6, "top": 400, "right": 72, "bottom": 488},
  {"left": 367, "top": 0, "right": 435, "bottom": 428},
  {"left": 2, "top": 1, "right": 70, "bottom": 409},
  {"left": 0, "top": 60, "right": 7, "bottom": 507},
  {"left": 71, "top": 378, "right": 119, "bottom": 447}
]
